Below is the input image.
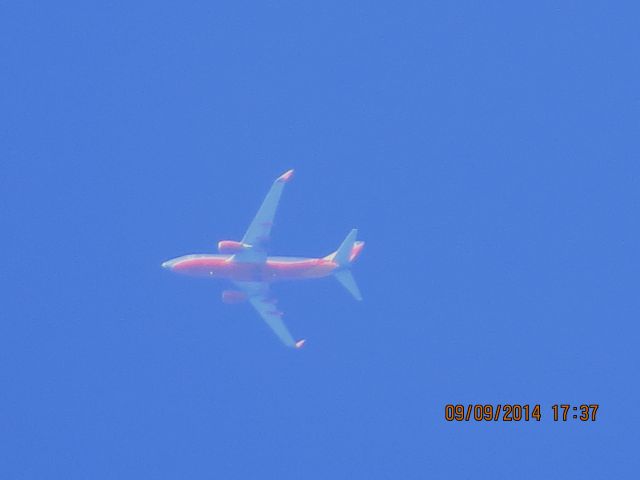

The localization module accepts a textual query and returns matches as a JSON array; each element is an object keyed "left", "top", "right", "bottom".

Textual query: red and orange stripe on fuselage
[{"left": 169, "top": 254, "right": 338, "bottom": 282}]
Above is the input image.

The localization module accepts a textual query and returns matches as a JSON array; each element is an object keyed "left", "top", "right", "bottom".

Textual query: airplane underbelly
[
  {"left": 266, "top": 262, "right": 335, "bottom": 281},
  {"left": 207, "top": 262, "right": 265, "bottom": 281},
  {"left": 175, "top": 259, "right": 264, "bottom": 281},
  {"left": 175, "top": 258, "right": 335, "bottom": 282}
]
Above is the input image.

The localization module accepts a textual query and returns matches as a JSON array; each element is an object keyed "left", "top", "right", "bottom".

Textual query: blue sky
[{"left": 2, "top": 1, "right": 639, "bottom": 478}]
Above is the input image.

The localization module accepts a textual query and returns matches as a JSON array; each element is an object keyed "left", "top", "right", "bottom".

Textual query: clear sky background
[{"left": 2, "top": 1, "right": 639, "bottom": 478}]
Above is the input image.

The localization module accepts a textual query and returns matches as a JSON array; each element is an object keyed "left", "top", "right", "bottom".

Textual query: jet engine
[
  {"left": 217, "top": 240, "right": 249, "bottom": 253},
  {"left": 222, "top": 290, "right": 248, "bottom": 304}
]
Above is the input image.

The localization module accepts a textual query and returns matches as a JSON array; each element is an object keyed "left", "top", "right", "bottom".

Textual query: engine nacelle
[
  {"left": 217, "top": 240, "right": 248, "bottom": 254},
  {"left": 222, "top": 290, "right": 248, "bottom": 304}
]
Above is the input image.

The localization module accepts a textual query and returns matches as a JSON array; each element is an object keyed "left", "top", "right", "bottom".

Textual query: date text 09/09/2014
[{"left": 444, "top": 404, "right": 599, "bottom": 422}]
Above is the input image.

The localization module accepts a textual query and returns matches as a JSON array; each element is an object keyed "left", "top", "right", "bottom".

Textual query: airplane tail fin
[
  {"left": 325, "top": 229, "right": 365, "bottom": 266},
  {"left": 324, "top": 229, "right": 365, "bottom": 301}
]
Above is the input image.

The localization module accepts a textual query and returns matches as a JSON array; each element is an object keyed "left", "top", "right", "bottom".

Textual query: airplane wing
[
  {"left": 233, "top": 281, "right": 305, "bottom": 349},
  {"left": 240, "top": 169, "right": 294, "bottom": 254}
]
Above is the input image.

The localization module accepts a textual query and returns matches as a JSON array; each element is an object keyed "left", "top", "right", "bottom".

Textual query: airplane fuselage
[{"left": 162, "top": 254, "right": 338, "bottom": 282}]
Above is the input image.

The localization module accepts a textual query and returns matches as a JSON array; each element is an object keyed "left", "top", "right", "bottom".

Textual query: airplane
[{"left": 161, "top": 169, "right": 364, "bottom": 349}]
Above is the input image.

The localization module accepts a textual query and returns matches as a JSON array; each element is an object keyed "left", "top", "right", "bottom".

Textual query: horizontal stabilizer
[{"left": 334, "top": 269, "right": 363, "bottom": 301}]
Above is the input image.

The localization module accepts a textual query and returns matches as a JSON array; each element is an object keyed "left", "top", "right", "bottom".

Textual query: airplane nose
[{"left": 161, "top": 261, "right": 171, "bottom": 269}]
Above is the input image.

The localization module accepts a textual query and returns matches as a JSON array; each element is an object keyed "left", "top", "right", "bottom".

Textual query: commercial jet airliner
[{"left": 162, "top": 169, "right": 364, "bottom": 348}]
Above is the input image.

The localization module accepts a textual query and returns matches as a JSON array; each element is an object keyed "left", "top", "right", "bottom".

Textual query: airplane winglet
[
  {"left": 295, "top": 339, "right": 306, "bottom": 349},
  {"left": 277, "top": 169, "right": 294, "bottom": 183}
]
